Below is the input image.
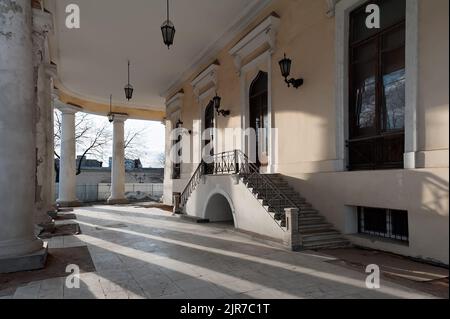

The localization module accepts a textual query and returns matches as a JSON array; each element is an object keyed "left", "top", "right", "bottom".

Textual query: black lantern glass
[
  {"left": 279, "top": 54, "right": 292, "bottom": 79},
  {"left": 161, "top": 0, "right": 176, "bottom": 49},
  {"left": 124, "top": 83, "right": 134, "bottom": 101},
  {"left": 161, "top": 21, "right": 175, "bottom": 49}
]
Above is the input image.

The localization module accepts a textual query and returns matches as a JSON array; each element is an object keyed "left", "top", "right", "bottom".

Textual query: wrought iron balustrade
[{"left": 179, "top": 150, "right": 296, "bottom": 229}]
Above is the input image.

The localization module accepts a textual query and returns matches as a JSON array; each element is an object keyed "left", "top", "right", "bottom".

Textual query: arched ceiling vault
[{"left": 44, "top": 0, "right": 272, "bottom": 120}]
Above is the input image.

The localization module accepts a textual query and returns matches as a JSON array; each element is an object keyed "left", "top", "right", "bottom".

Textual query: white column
[
  {"left": 56, "top": 105, "right": 81, "bottom": 207},
  {"left": 0, "top": 0, "right": 46, "bottom": 272},
  {"left": 108, "top": 115, "right": 129, "bottom": 204}
]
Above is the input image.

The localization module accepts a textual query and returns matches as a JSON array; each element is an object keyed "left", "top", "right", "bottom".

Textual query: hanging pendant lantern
[
  {"left": 161, "top": 0, "right": 176, "bottom": 49},
  {"left": 124, "top": 60, "right": 134, "bottom": 101},
  {"left": 108, "top": 95, "right": 115, "bottom": 123}
]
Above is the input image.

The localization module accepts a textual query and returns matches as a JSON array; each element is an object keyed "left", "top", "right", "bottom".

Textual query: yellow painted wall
[{"left": 165, "top": 0, "right": 449, "bottom": 264}]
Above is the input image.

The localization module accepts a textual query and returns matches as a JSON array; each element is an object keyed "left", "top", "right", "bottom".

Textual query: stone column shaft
[
  {"left": 32, "top": 7, "right": 55, "bottom": 225},
  {"left": 0, "top": 0, "right": 46, "bottom": 272},
  {"left": 56, "top": 105, "right": 80, "bottom": 207},
  {"left": 108, "top": 115, "right": 128, "bottom": 204}
]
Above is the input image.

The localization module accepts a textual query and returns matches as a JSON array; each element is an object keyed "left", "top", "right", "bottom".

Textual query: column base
[
  {"left": 0, "top": 243, "right": 48, "bottom": 274},
  {"left": 56, "top": 199, "right": 81, "bottom": 208},
  {"left": 107, "top": 198, "right": 129, "bottom": 205}
]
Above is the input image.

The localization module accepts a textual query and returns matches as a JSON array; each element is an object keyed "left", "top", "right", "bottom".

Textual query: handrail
[
  {"left": 180, "top": 160, "right": 204, "bottom": 208},
  {"left": 179, "top": 150, "right": 298, "bottom": 228},
  {"left": 236, "top": 150, "right": 297, "bottom": 211}
]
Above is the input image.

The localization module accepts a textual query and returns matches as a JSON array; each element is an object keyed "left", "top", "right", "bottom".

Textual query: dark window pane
[
  {"left": 382, "top": 43, "right": 405, "bottom": 132},
  {"left": 391, "top": 210, "right": 409, "bottom": 239},
  {"left": 363, "top": 207, "right": 387, "bottom": 234},
  {"left": 382, "top": 26, "right": 405, "bottom": 52}
]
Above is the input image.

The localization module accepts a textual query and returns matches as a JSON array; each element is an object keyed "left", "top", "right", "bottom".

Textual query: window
[
  {"left": 358, "top": 207, "right": 409, "bottom": 243},
  {"left": 348, "top": 0, "right": 406, "bottom": 170}
]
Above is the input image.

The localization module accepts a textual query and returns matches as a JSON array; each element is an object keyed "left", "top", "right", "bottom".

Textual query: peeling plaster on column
[{"left": 32, "top": 8, "right": 55, "bottom": 226}]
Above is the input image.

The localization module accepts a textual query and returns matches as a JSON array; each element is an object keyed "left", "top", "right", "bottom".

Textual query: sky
[{"left": 125, "top": 118, "right": 166, "bottom": 168}]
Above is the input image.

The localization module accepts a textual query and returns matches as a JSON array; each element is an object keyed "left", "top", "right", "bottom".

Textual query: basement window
[{"left": 357, "top": 207, "right": 409, "bottom": 243}]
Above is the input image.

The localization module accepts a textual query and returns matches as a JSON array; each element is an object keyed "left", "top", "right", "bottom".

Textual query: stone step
[
  {"left": 299, "top": 223, "right": 334, "bottom": 232},
  {"left": 301, "top": 232, "right": 343, "bottom": 242},
  {"left": 298, "top": 216, "right": 326, "bottom": 225},
  {"left": 299, "top": 214, "right": 320, "bottom": 220},
  {"left": 302, "top": 239, "right": 351, "bottom": 250}
]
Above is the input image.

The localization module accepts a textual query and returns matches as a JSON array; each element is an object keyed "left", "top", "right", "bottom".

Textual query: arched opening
[
  {"left": 249, "top": 71, "right": 269, "bottom": 171},
  {"left": 204, "top": 193, "right": 234, "bottom": 225}
]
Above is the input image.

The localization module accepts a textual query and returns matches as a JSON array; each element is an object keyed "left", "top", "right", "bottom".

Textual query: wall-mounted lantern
[
  {"left": 213, "top": 93, "right": 230, "bottom": 117},
  {"left": 279, "top": 53, "right": 304, "bottom": 89},
  {"left": 176, "top": 119, "right": 191, "bottom": 135}
]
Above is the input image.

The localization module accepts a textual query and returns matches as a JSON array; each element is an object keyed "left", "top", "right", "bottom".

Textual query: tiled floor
[{"left": 2, "top": 205, "right": 437, "bottom": 299}]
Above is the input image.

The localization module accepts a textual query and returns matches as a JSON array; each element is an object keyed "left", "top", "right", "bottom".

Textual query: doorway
[{"left": 249, "top": 71, "right": 269, "bottom": 170}]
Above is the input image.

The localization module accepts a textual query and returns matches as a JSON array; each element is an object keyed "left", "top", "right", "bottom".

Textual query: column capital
[
  {"left": 44, "top": 63, "right": 58, "bottom": 79},
  {"left": 112, "top": 114, "right": 129, "bottom": 123},
  {"left": 56, "top": 103, "right": 82, "bottom": 115}
]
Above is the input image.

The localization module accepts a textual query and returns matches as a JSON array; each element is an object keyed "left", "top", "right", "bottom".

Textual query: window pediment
[{"left": 229, "top": 13, "right": 280, "bottom": 72}]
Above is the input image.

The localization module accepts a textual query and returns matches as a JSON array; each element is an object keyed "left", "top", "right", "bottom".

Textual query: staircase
[
  {"left": 179, "top": 150, "right": 350, "bottom": 250},
  {"left": 241, "top": 173, "right": 350, "bottom": 250}
]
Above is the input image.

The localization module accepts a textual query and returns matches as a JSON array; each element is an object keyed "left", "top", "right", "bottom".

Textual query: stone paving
[{"left": 1, "top": 205, "right": 437, "bottom": 299}]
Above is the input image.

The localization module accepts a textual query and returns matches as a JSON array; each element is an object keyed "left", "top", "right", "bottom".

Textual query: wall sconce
[
  {"left": 279, "top": 53, "right": 304, "bottom": 89},
  {"left": 175, "top": 119, "right": 191, "bottom": 135},
  {"left": 213, "top": 93, "right": 230, "bottom": 117}
]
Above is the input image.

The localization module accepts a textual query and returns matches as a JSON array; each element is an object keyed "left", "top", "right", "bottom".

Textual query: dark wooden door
[{"left": 249, "top": 72, "right": 268, "bottom": 170}]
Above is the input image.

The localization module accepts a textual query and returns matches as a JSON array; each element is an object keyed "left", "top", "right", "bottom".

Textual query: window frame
[
  {"left": 358, "top": 206, "right": 409, "bottom": 243},
  {"left": 347, "top": 1, "right": 406, "bottom": 171}
]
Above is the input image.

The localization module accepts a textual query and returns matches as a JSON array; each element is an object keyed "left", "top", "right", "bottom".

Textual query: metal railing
[
  {"left": 179, "top": 150, "right": 296, "bottom": 228},
  {"left": 180, "top": 161, "right": 205, "bottom": 208}
]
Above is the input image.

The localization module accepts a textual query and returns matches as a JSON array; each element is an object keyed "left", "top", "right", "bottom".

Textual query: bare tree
[
  {"left": 75, "top": 123, "right": 111, "bottom": 175},
  {"left": 54, "top": 111, "right": 149, "bottom": 175},
  {"left": 54, "top": 111, "right": 111, "bottom": 176},
  {"left": 124, "top": 127, "right": 148, "bottom": 160}
]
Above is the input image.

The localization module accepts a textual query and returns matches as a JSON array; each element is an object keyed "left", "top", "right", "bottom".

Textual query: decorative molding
[
  {"left": 198, "top": 87, "right": 216, "bottom": 103},
  {"left": 55, "top": 101, "right": 82, "bottom": 115},
  {"left": 229, "top": 13, "right": 280, "bottom": 73},
  {"left": 326, "top": 0, "right": 338, "bottom": 18},
  {"left": 166, "top": 92, "right": 184, "bottom": 115},
  {"left": 112, "top": 114, "right": 129, "bottom": 123},
  {"left": 44, "top": 63, "right": 57, "bottom": 78},
  {"left": 162, "top": 0, "right": 273, "bottom": 97},
  {"left": 191, "top": 63, "right": 220, "bottom": 102}
]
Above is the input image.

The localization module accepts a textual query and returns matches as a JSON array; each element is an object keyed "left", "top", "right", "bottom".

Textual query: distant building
[
  {"left": 76, "top": 156, "right": 103, "bottom": 168},
  {"left": 108, "top": 157, "right": 143, "bottom": 170}
]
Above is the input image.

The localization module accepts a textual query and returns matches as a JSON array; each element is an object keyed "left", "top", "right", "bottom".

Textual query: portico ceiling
[{"left": 47, "top": 0, "right": 272, "bottom": 112}]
